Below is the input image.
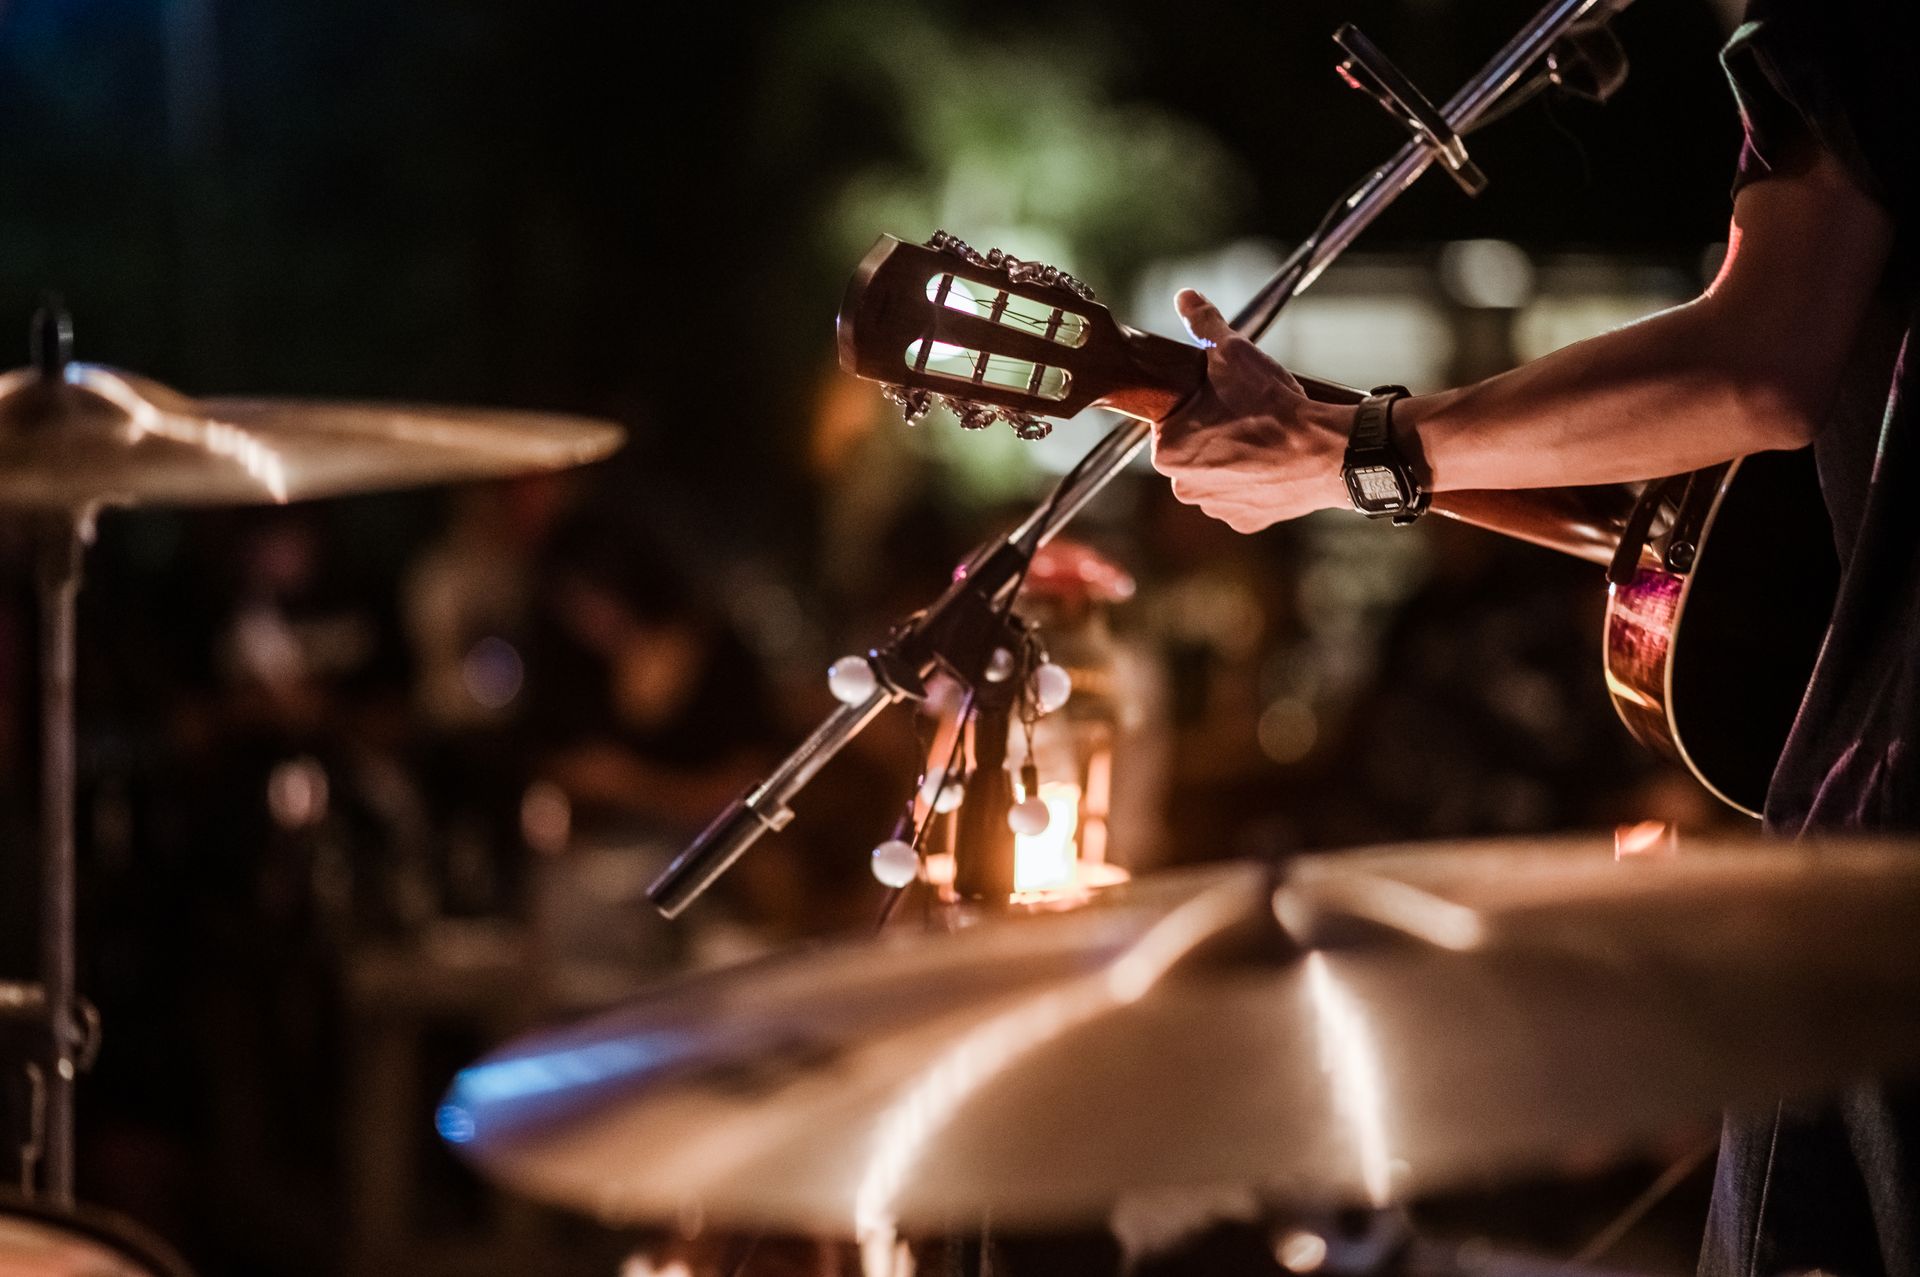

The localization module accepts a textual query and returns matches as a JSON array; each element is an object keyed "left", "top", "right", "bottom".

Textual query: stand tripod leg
[{"left": 35, "top": 513, "right": 89, "bottom": 1206}]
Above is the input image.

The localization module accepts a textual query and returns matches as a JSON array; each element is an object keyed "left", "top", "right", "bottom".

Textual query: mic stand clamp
[
  {"left": 866, "top": 556, "right": 1039, "bottom": 905},
  {"left": 1335, "top": 24, "right": 1488, "bottom": 196},
  {"left": 649, "top": 532, "right": 1045, "bottom": 919}
]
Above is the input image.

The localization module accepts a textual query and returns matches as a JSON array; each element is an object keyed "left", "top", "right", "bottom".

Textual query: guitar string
[
  {"left": 937, "top": 291, "right": 1087, "bottom": 339},
  {"left": 919, "top": 356, "right": 1067, "bottom": 397}
]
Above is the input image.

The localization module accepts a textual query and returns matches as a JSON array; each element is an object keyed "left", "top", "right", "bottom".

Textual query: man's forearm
[
  {"left": 1395, "top": 150, "right": 1892, "bottom": 495},
  {"left": 1396, "top": 295, "right": 1811, "bottom": 493}
]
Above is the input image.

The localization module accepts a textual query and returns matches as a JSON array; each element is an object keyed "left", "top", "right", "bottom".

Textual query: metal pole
[{"left": 35, "top": 513, "right": 89, "bottom": 1206}]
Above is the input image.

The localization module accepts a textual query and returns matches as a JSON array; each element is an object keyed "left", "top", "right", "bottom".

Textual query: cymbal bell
[
  {"left": 0, "top": 363, "right": 624, "bottom": 511},
  {"left": 442, "top": 835, "right": 1920, "bottom": 1237}
]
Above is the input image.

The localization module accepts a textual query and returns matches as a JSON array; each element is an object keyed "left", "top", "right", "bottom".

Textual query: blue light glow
[
  {"left": 435, "top": 1103, "right": 476, "bottom": 1144},
  {"left": 447, "top": 1035, "right": 684, "bottom": 1109}
]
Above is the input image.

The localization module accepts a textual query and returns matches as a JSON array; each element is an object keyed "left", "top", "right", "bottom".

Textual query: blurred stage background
[{"left": 0, "top": 0, "right": 1754, "bottom": 1272}]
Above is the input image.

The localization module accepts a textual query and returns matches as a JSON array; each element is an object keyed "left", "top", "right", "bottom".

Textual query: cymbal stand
[
  {"left": 649, "top": 0, "right": 1635, "bottom": 919},
  {"left": 11, "top": 302, "right": 101, "bottom": 1206},
  {"left": 1, "top": 977, "right": 99, "bottom": 1199},
  {"left": 32, "top": 509, "right": 93, "bottom": 1206}
]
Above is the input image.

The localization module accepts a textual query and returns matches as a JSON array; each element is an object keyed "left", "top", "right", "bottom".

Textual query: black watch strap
[
  {"left": 1342, "top": 384, "right": 1429, "bottom": 526},
  {"left": 1350, "top": 385, "right": 1400, "bottom": 453}
]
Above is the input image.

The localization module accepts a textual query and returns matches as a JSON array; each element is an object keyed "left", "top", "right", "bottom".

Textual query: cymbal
[
  {"left": 441, "top": 834, "right": 1920, "bottom": 1237},
  {"left": 0, "top": 1190, "right": 194, "bottom": 1277},
  {"left": 0, "top": 364, "right": 624, "bottom": 511}
]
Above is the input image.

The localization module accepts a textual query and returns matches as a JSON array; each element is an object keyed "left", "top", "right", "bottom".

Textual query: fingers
[
  {"left": 1176, "top": 289, "right": 1233, "bottom": 348},
  {"left": 1176, "top": 291, "right": 1311, "bottom": 402}
]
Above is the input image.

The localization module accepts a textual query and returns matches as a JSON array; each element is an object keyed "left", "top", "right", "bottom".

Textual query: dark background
[{"left": 0, "top": 1, "right": 1752, "bottom": 1273}]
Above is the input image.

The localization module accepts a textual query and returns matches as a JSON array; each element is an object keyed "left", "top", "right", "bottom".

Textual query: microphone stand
[{"left": 648, "top": 0, "right": 1633, "bottom": 919}]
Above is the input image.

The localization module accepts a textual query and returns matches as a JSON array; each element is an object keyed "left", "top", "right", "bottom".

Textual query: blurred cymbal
[
  {"left": 442, "top": 834, "right": 1920, "bottom": 1235},
  {"left": 0, "top": 1190, "right": 194, "bottom": 1277},
  {"left": 0, "top": 364, "right": 624, "bottom": 511}
]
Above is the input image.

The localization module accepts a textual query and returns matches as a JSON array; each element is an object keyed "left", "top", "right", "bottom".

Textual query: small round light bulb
[
  {"left": 1031, "top": 662, "right": 1072, "bottom": 714},
  {"left": 934, "top": 779, "right": 966, "bottom": 813},
  {"left": 984, "top": 648, "right": 1016, "bottom": 683},
  {"left": 870, "top": 838, "right": 920, "bottom": 888},
  {"left": 1008, "top": 797, "right": 1051, "bottom": 836},
  {"left": 828, "top": 655, "right": 878, "bottom": 705}
]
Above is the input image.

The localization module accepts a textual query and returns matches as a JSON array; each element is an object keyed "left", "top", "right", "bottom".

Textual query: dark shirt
[
  {"left": 1705, "top": 6, "right": 1920, "bottom": 1275},
  {"left": 1729, "top": 0, "right": 1920, "bottom": 833}
]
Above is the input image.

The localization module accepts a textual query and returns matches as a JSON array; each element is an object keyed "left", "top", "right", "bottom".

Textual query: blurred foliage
[
  {"left": 756, "top": 3, "right": 1249, "bottom": 288},
  {"left": 751, "top": 2, "right": 1255, "bottom": 505}
]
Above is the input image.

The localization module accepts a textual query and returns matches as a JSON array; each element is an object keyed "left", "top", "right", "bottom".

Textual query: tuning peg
[
  {"left": 956, "top": 402, "right": 999, "bottom": 432},
  {"left": 882, "top": 384, "right": 933, "bottom": 425},
  {"left": 1006, "top": 412, "right": 1051, "bottom": 441}
]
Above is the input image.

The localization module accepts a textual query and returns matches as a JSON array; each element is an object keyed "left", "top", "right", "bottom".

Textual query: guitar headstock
[{"left": 836, "top": 232, "right": 1203, "bottom": 439}]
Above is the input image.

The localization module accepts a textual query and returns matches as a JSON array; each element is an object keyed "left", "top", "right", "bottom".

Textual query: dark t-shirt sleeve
[{"left": 1722, "top": 0, "right": 1920, "bottom": 216}]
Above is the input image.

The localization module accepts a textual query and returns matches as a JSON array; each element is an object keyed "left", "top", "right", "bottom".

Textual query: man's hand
[{"left": 1151, "top": 290, "right": 1352, "bottom": 533}]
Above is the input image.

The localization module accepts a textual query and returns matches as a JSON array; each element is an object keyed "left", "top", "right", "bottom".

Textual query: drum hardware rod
[
  {"left": 648, "top": 0, "right": 1633, "bottom": 919},
  {"left": 0, "top": 982, "right": 49, "bottom": 1019},
  {"left": 19, "top": 1062, "right": 44, "bottom": 1195},
  {"left": 33, "top": 509, "right": 94, "bottom": 1207},
  {"left": 1, "top": 982, "right": 98, "bottom": 1197}
]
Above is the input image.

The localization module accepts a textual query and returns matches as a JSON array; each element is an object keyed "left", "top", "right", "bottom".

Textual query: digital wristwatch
[{"left": 1342, "top": 384, "right": 1429, "bottom": 525}]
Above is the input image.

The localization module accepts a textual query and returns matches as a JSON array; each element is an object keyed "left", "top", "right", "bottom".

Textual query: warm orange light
[
  {"left": 1013, "top": 782, "right": 1081, "bottom": 895},
  {"left": 1615, "top": 820, "right": 1676, "bottom": 859}
]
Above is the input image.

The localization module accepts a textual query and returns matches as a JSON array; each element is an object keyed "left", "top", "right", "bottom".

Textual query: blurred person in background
[
  {"left": 404, "top": 477, "right": 583, "bottom": 922},
  {"left": 523, "top": 513, "right": 789, "bottom": 987},
  {"left": 531, "top": 512, "right": 778, "bottom": 840}
]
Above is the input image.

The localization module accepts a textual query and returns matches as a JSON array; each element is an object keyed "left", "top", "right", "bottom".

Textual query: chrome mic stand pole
[{"left": 649, "top": 0, "right": 1630, "bottom": 918}]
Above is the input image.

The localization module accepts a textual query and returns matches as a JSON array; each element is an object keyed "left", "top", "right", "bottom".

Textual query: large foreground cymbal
[
  {"left": 0, "top": 1191, "right": 194, "bottom": 1277},
  {"left": 442, "top": 835, "right": 1920, "bottom": 1238},
  {"left": 0, "top": 363, "right": 623, "bottom": 510}
]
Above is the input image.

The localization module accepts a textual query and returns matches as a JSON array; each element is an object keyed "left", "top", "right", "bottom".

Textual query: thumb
[{"left": 1176, "top": 289, "right": 1234, "bottom": 348}]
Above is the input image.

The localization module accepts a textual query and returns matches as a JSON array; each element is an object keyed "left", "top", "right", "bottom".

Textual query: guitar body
[{"left": 1603, "top": 448, "right": 1838, "bottom": 817}]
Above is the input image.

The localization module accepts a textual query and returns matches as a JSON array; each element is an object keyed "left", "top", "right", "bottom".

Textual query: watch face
[{"left": 1349, "top": 465, "right": 1406, "bottom": 509}]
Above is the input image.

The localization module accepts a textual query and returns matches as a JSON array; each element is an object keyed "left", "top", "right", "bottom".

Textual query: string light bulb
[
  {"left": 917, "top": 765, "right": 969, "bottom": 814},
  {"left": 1008, "top": 797, "right": 1050, "bottom": 836},
  {"left": 827, "top": 655, "right": 878, "bottom": 705},
  {"left": 1030, "top": 661, "right": 1072, "bottom": 714},
  {"left": 869, "top": 838, "right": 920, "bottom": 888}
]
